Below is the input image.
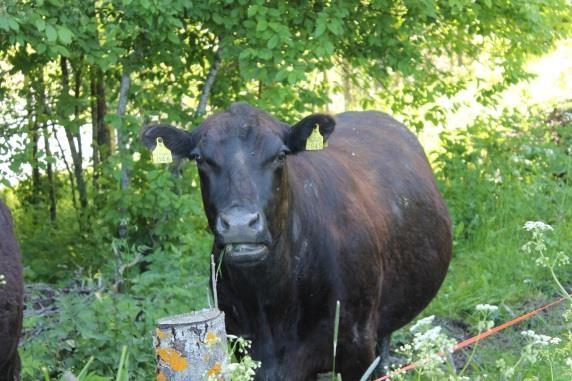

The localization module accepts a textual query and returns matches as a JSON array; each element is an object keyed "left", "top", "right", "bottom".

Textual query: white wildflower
[
  {"left": 523, "top": 221, "right": 553, "bottom": 231},
  {"left": 476, "top": 304, "right": 498, "bottom": 313},
  {"left": 413, "top": 326, "right": 444, "bottom": 350},
  {"left": 485, "top": 168, "right": 503, "bottom": 184},
  {"left": 566, "top": 357, "right": 572, "bottom": 368},
  {"left": 477, "top": 319, "right": 495, "bottom": 331},
  {"left": 555, "top": 251, "right": 570, "bottom": 266},
  {"left": 492, "top": 168, "right": 502, "bottom": 184},
  {"left": 521, "top": 330, "right": 561, "bottom": 346},
  {"left": 410, "top": 315, "right": 435, "bottom": 332}
]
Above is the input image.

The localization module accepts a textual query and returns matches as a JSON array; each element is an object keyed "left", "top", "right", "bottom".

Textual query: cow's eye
[
  {"left": 274, "top": 152, "right": 286, "bottom": 165},
  {"left": 193, "top": 154, "right": 204, "bottom": 165}
]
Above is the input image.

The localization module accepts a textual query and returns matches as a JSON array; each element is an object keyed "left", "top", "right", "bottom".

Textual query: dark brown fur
[
  {"left": 142, "top": 104, "right": 452, "bottom": 380},
  {"left": 0, "top": 200, "right": 23, "bottom": 381}
]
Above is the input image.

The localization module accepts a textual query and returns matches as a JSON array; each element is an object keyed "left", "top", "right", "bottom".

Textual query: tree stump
[{"left": 154, "top": 308, "right": 229, "bottom": 381}]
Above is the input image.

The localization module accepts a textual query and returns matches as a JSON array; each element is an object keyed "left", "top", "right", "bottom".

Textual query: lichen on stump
[{"left": 154, "top": 308, "right": 228, "bottom": 381}]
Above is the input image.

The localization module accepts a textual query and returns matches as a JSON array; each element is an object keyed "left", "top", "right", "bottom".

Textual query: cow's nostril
[
  {"left": 221, "top": 215, "right": 230, "bottom": 230},
  {"left": 248, "top": 213, "right": 261, "bottom": 228},
  {"left": 216, "top": 214, "right": 231, "bottom": 234}
]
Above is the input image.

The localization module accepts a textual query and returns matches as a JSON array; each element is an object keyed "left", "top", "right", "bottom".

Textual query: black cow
[
  {"left": 0, "top": 200, "right": 23, "bottom": 381},
  {"left": 142, "top": 103, "right": 452, "bottom": 380}
]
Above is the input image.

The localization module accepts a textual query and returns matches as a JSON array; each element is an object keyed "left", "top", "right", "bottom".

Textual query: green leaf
[
  {"left": 247, "top": 5, "right": 258, "bottom": 18},
  {"left": 52, "top": 44, "right": 71, "bottom": 57},
  {"left": 267, "top": 35, "right": 279, "bottom": 49},
  {"left": 256, "top": 19, "right": 268, "bottom": 32},
  {"left": 327, "top": 19, "right": 342, "bottom": 36},
  {"left": 46, "top": 24, "right": 57, "bottom": 42},
  {"left": 275, "top": 69, "right": 288, "bottom": 82},
  {"left": 287, "top": 70, "right": 300, "bottom": 84},
  {"left": 8, "top": 17, "right": 19, "bottom": 32},
  {"left": 324, "top": 40, "right": 334, "bottom": 55},
  {"left": 257, "top": 48, "right": 271, "bottom": 60},
  {"left": 243, "top": 19, "right": 256, "bottom": 28},
  {"left": 57, "top": 25, "right": 73, "bottom": 45},
  {"left": 238, "top": 48, "right": 251, "bottom": 60},
  {"left": 314, "top": 20, "right": 326, "bottom": 37},
  {"left": 213, "top": 13, "right": 224, "bottom": 25},
  {"left": 0, "top": 16, "right": 9, "bottom": 31},
  {"left": 35, "top": 18, "right": 46, "bottom": 32},
  {"left": 167, "top": 32, "right": 179, "bottom": 44}
]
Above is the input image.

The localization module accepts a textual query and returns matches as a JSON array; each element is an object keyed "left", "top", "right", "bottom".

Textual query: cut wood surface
[{"left": 154, "top": 308, "right": 228, "bottom": 381}]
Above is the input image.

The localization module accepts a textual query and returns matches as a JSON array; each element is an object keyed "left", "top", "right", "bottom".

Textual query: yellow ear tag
[
  {"left": 306, "top": 128, "right": 327, "bottom": 151},
  {"left": 151, "top": 137, "right": 173, "bottom": 164}
]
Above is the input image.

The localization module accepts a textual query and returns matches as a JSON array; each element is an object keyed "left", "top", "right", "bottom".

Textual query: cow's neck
[{"left": 220, "top": 234, "right": 294, "bottom": 305}]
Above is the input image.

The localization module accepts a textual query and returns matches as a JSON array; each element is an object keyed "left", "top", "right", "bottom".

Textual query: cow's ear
[
  {"left": 286, "top": 114, "right": 336, "bottom": 153},
  {"left": 141, "top": 124, "right": 199, "bottom": 159}
]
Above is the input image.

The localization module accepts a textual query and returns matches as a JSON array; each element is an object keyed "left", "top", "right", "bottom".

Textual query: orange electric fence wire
[{"left": 374, "top": 293, "right": 571, "bottom": 381}]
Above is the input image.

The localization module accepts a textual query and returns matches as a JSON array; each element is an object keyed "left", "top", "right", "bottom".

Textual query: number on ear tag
[
  {"left": 152, "top": 137, "right": 173, "bottom": 164},
  {"left": 306, "top": 128, "right": 327, "bottom": 151}
]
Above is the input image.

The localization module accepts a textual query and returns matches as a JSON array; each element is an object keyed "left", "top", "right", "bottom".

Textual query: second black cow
[
  {"left": 0, "top": 200, "right": 23, "bottom": 381},
  {"left": 142, "top": 103, "right": 452, "bottom": 380}
]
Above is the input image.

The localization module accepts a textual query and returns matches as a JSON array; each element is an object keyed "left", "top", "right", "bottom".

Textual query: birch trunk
[
  {"left": 154, "top": 309, "right": 229, "bottom": 381},
  {"left": 194, "top": 47, "right": 222, "bottom": 120}
]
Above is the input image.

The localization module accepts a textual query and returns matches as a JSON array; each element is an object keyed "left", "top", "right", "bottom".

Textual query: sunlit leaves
[
  {"left": 57, "top": 25, "right": 73, "bottom": 45},
  {"left": 0, "top": 14, "right": 19, "bottom": 31}
]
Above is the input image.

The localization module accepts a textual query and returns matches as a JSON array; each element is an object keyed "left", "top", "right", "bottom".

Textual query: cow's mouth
[{"left": 223, "top": 243, "right": 268, "bottom": 265}]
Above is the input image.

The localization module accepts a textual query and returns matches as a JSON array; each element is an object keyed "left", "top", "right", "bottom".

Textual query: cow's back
[
  {"left": 289, "top": 111, "right": 452, "bottom": 336},
  {"left": 0, "top": 200, "right": 23, "bottom": 381}
]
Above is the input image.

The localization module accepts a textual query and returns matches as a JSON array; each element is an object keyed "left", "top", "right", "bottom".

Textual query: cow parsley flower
[
  {"left": 521, "top": 330, "right": 561, "bottom": 346},
  {"left": 475, "top": 304, "right": 498, "bottom": 313},
  {"left": 523, "top": 221, "right": 553, "bottom": 231},
  {"left": 414, "top": 326, "right": 443, "bottom": 346},
  {"left": 409, "top": 315, "right": 435, "bottom": 333}
]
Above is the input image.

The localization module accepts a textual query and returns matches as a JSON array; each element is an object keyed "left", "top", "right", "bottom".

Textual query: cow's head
[{"left": 142, "top": 103, "right": 335, "bottom": 266}]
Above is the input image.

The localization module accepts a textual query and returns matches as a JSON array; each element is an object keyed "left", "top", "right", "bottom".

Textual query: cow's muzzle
[{"left": 215, "top": 208, "right": 270, "bottom": 265}]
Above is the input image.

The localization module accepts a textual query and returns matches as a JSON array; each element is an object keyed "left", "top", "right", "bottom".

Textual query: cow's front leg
[
  {"left": 251, "top": 340, "right": 330, "bottom": 381},
  {"left": 338, "top": 340, "right": 378, "bottom": 381}
]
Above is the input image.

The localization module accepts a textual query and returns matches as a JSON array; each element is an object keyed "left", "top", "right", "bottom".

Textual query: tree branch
[{"left": 194, "top": 46, "right": 223, "bottom": 120}]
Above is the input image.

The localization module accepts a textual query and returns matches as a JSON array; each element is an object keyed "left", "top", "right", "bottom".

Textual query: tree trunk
[
  {"left": 195, "top": 46, "right": 223, "bottom": 120},
  {"left": 30, "top": 123, "right": 41, "bottom": 207},
  {"left": 342, "top": 63, "right": 353, "bottom": 110},
  {"left": 154, "top": 309, "right": 229, "bottom": 381},
  {"left": 37, "top": 73, "right": 57, "bottom": 222},
  {"left": 90, "top": 67, "right": 99, "bottom": 189},
  {"left": 54, "top": 127, "right": 78, "bottom": 212},
  {"left": 90, "top": 65, "right": 109, "bottom": 192},
  {"left": 43, "top": 125, "right": 57, "bottom": 222},
  {"left": 60, "top": 57, "right": 88, "bottom": 216},
  {"left": 26, "top": 81, "right": 41, "bottom": 208},
  {"left": 116, "top": 70, "right": 131, "bottom": 238}
]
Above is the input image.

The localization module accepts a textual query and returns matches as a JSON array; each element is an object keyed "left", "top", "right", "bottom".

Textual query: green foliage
[
  {"left": 431, "top": 106, "right": 572, "bottom": 312},
  {"left": 21, "top": 237, "right": 211, "bottom": 379}
]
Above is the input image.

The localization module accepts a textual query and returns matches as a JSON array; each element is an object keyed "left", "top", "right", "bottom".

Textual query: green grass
[{"left": 393, "top": 104, "right": 572, "bottom": 380}]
